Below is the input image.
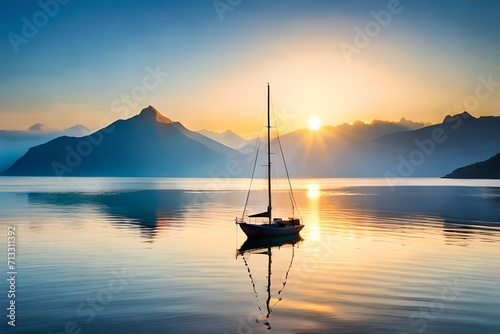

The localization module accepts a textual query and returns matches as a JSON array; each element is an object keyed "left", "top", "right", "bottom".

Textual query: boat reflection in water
[{"left": 236, "top": 234, "right": 304, "bottom": 330}]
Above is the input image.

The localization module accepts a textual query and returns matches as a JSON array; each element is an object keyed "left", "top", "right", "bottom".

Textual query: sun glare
[
  {"left": 307, "top": 116, "right": 321, "bottom": 130},
  {"left": 307, "top": 183, "right": 320, "bottom": 200}
]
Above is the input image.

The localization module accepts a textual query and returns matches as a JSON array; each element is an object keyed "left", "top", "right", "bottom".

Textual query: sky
[{"left": 0, "top": 0, "right": 499, "bottom": 135}]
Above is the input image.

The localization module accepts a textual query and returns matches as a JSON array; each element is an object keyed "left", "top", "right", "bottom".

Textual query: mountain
[
  {"left": 397, "top": 117, "right": 430, "bottom": 130},
  {"left": 64, "top": 124, "right": 92, "bottom": 136},
  {"left": 266, "top": 111, "right": 500, "bottom": 178},
  {"left": 3, "top": 109, "right": 497, "bottom": 178},
  {"left": 444, "top": 153, "right": 500, "bottom": 179},
  {"left": 198, "top": 129, "right": 248, "bottom": 149},
  {"left": 262, "top": 117, "right": 430, "bottom": 177},
  {"left": 1, "top": 106, "right": 246, "bottom": 177},
  {"left": 334, "top": 118, "right": 425, "bottom": 139},
  {"left": 372, "top": 111, "right": 500, "bottom": 177},
  {"left": 0, "top": 124, "right": 93, "bottom": 172},
  {"left": 370, "top": 117, "right": 428, "bottom": 131},
  {"left": 0, "top": 130, "right": 56, "bottom": 172}
]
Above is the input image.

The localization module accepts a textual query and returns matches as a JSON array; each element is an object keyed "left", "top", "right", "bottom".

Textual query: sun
[
  {"left": 307, "top": 116, "right": 321, "bottom": 130},
  {"left": 307, "top": 183, "right": 320, "bottom": 200}
]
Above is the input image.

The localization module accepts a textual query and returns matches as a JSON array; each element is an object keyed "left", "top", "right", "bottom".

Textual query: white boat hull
[{"left": 238, "top": 222, "right": 304, "bottom": 238}]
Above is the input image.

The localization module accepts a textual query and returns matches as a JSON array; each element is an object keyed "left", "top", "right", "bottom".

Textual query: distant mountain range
[
  {"left": 1, "top": 107, "right": 498, "bottom": 178},
  {"left": 201, "top": 118, "right": 427, "bottom": 152},
  {"left": 372, "top": 112, "right": 500, "bottom": 178},
  {"left": 198, "top": 129, "right": 248, "bottom": 149},
  {"left": 270, "top": 111, "right": 500, "bottom": 178},
  {"left": 1, "top": 106, "right": 246, "bottom": 177},
  {"left": 444, "top": 153, "right": 500, "bottom": 179}
]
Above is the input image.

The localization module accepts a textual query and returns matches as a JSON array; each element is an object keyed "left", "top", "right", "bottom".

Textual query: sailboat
[{"left": 236, "top": 84, "right": 305, "bottom": 238}]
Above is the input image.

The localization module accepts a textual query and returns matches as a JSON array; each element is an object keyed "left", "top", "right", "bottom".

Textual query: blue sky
[{"left": 1, "top": 0, "right": 499, "bottom": 134}]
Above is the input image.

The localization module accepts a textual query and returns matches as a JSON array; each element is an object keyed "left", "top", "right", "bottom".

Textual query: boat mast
[{"left": 267, "top": 83, "right": 272, "bottom": 224}]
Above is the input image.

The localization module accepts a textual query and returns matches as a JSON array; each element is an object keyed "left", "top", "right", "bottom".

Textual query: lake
[{"left": 0, "top": 177, "right": 499, "bottom": 334}]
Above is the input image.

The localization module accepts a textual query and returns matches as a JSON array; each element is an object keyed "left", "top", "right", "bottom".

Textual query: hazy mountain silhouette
[
  {"left": 373, "top": 112, "right": 500, "bottom": 177},
  {"left": 198, "top": 129, "right": 248, "bottom": 149},
  {"left": 0, "top": 125, "right": 92, "bottom": 172},
  {"left": 444, "top": 153, "right": 500, "bottom": 179},
  {"left": 2, "top": 110, "right": 497, "bottom": 178},
  {"left": 397, "top": 117, "right": 430, "bottom": 130},
  {"left": 64, "top": 124, "right": 92, "bottom": 136},
  {"left": 268, "top": 111, "right": 500, "bottom": 177},
  {"left": 266, "top": 118, "right": 429, "bottom": 177},
  {"left": 1, "top": 106, "right": 246, "bottom": 177}
]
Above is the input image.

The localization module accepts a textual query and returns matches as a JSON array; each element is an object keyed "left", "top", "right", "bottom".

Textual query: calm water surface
[{"left": 0, "top": 177, "right": 499, "bottom": 334}]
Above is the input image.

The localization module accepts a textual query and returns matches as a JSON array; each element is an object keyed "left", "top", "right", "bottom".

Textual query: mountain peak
[
  {"left": 65, "top": 124, "right": 90, "bottom": 132},
  {"left": 138, "top": 105, "right": 172, "bottom": 124},
  {"left": 443, "top": 111, "right": 477, "bottom": 124}
]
